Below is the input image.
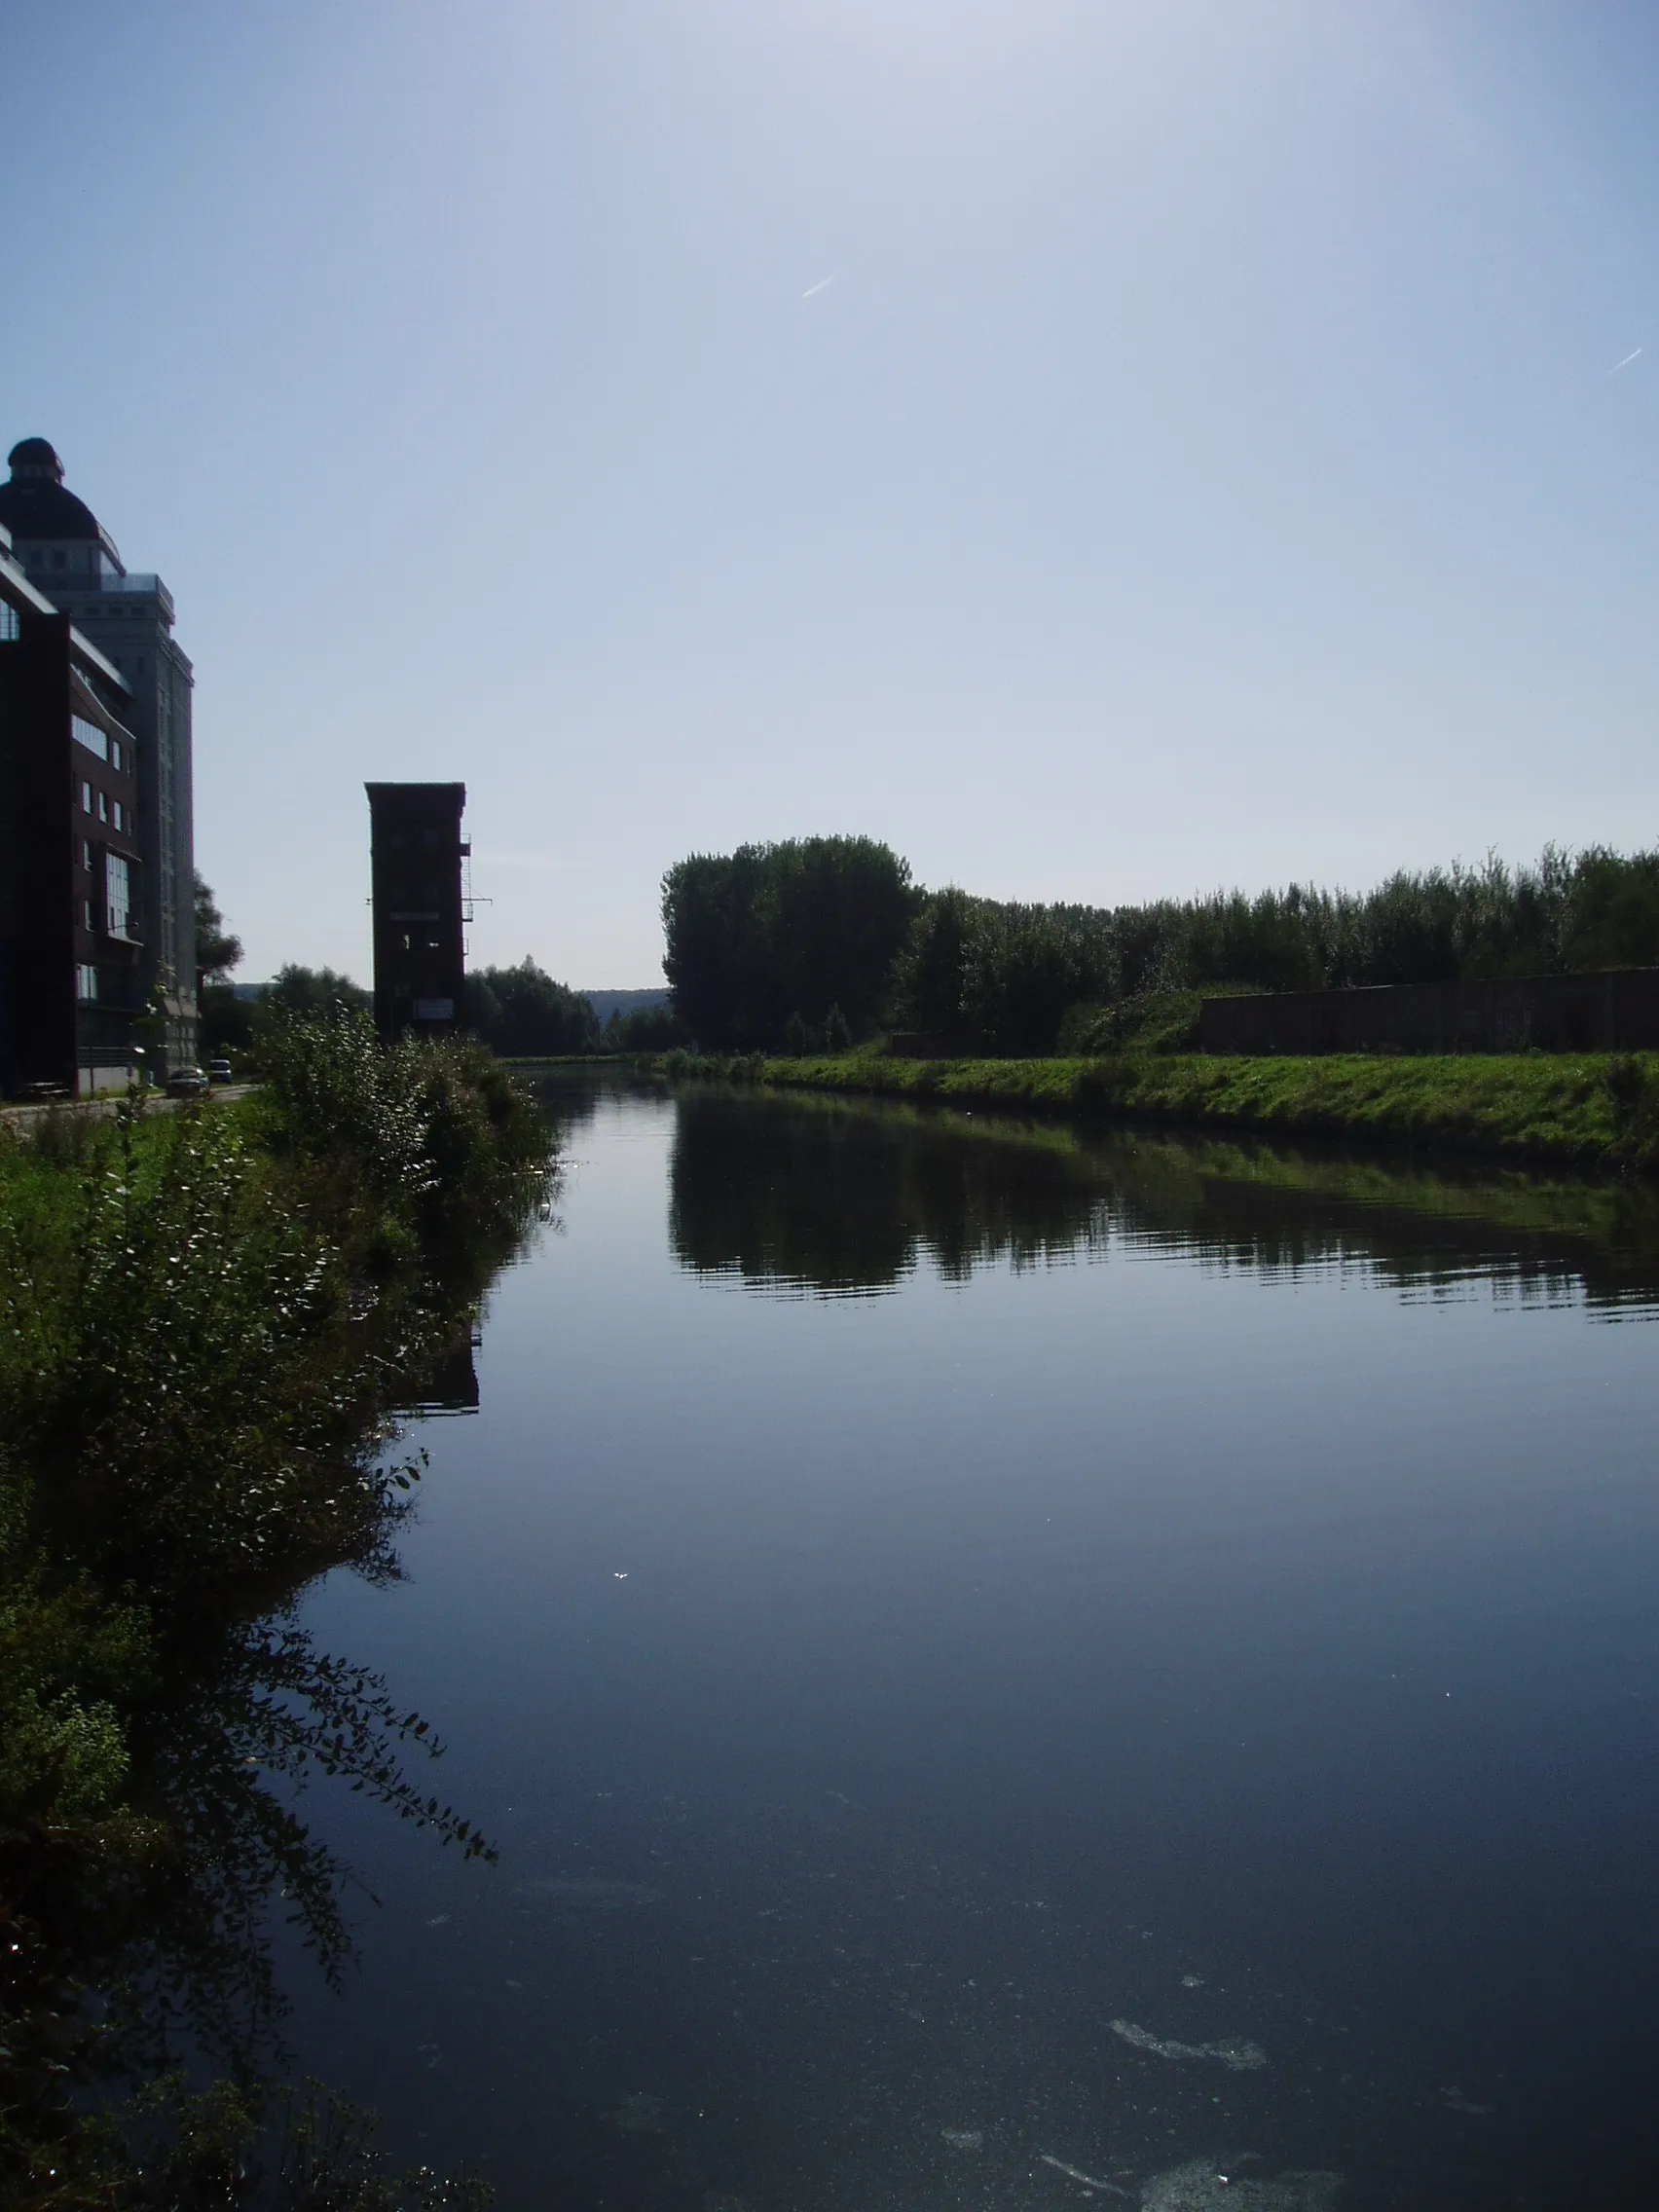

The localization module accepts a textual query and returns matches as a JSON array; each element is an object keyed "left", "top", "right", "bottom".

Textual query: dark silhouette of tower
[{"left": 365, "top": 782, "right": 467, "bottom": 1040}]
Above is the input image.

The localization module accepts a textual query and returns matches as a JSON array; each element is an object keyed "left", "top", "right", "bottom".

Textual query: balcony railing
[{"left": 92, "top": 573, "right": 174, "bottom": 620}]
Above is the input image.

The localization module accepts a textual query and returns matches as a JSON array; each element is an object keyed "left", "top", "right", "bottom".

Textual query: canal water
[{"left": 281, "top": 1077, "right": 1659, "bottom": 2210}]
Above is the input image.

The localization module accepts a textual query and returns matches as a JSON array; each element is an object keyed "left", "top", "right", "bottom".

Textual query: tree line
[
  {"left": 199, "top": 939, "right": 675, "bottom": 1061},
  {"left": 197, "top": 834, "right": 1659, "bottom": 1068},
  {"left": 659, "top": 837, "right": 1659, "bottom": 1055}
]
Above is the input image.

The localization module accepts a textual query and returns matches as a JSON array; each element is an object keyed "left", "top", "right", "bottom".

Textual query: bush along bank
[
  {"left": 647, "top": 1047, "right": 1659, "bottom": 1174},
  {"left": 0, "top": 1013, "right": 549, "bottom": 2210}
]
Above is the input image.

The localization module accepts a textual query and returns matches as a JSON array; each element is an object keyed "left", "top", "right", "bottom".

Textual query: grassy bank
[
  {"left": 0, "top": 1014, "right": 548, "bottom": 2209},
  {"left": 651, "top": 1047, "right": 1659, "bottom": 1172}
]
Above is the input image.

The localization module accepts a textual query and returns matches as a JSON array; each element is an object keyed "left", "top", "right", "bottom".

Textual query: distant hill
[{"left": 579, "top": 987, "right": 670, "bottom": 1027}]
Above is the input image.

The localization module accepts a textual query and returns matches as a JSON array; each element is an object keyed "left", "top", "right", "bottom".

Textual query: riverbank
[
  {"left": 0, "top": 1014, "right": 547, "bottom": 2208},
  {"left": 652, "top": 1048, "right": 1659, "bottom": 1172}
]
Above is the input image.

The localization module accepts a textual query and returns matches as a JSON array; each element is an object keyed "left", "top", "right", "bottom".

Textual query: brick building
[
  {"left": 0, "top": 439, "right": 196, "bottom": 1075},
  {"left": 0, "top": 522, "right": 146, "bottom": 1092},
  {"left": 365, "top": 782, "right": 469, "bottom": 1041}
]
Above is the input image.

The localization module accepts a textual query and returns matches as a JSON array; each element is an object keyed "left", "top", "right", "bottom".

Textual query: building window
[
  {"left": 0, "top": 603, "right": 18, "bottom": 643},
  {"left": 84, "top": 899, "right": 94, "bottom": 931},
  {"left": 76, "top": 964, "right": 97, "bottom": 1003},
  {"left": 81, "top": 779, "right": 92, "bottom": 813},
  {"left": 110, "top": 738, "right": 123, "bottom": 772},
  {"left": 105, "top": 851, "right": 131, "bottom": 940},
  {"left": 82, "top": 838, "right": 93, "bottom": 871},
  {"left": 112, "top": 799, "right": 124, "bottom": 831},
  {"left": 96, "top": 790, "right": 108, "bottom": 823},
  {"left": 72, "top": 714, "right": 109, "bottom": 761}
]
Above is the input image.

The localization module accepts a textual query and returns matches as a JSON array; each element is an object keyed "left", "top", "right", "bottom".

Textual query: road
[{"left": 1, "top": 1084, "right": 255, "bottom": 1129}]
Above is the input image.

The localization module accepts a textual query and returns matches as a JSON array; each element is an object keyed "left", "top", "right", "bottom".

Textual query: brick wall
[{"left": 1197, "top": 971, "right": 1659, "bottom": 1054}]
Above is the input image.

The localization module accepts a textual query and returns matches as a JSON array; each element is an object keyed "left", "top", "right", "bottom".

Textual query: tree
[
  {"left": 889, "top": 886, "right": 980, "bottom": 1038},
  {"left": 193, "top": 872, "right": 243, "bottom": 984},
  {"left": 891, "top": 892, "right": 1120, "bottom": 1054},
  {"left": 659, "top": 845, "right": 774, "bottom": 1049},
  {"left": 266, "top": 964, "right": 373, "bottom": 1016},
  {"left": 662, "top": 837, "right": 917, "bottom": 1050},
  {"left": 463, "top": 961, "right": 601, "bottom": 1056},
  {"left": 606, "top": 1002, "right": 682, "bottom": 1051}
]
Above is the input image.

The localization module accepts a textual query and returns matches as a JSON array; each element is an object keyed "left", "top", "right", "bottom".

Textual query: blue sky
[{"left": 4, "top": 0, "right": 1657, "bottom": 984}]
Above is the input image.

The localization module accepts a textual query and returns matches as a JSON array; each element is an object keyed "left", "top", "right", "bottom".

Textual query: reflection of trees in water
[
  {"left": 523, "top": 1071, "right": 626, "bottom": 1139},
  {"left": 668, "top": 1089, "right": 1659, "bottom": 1313},
  {"left": 4, "top": 1604, "right": 493, "bottom": 2205},
  {"left": 669, "top": 1092, "right": 1117, "bottom": 1292},
  {"left": 134, "top": 1620, "right": 491, "bottom": 2053},
  {"left": 670, "top": 1096, "right": 919, "bottom": 1291},
  {"left": 1106, "top": 1133, "right": 1659, "bottom": 1313}
]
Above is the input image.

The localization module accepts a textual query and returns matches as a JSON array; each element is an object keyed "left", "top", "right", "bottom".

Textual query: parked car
[
  {"left": 166, "top": 1064, "right": 209, "bottom": 1096},
  {"left": 207, "top": 1057, "right": 234, "bottom": 1085}
]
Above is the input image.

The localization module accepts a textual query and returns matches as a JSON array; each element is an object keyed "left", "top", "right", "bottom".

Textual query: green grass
[
  {"left": 654, "top": 1048, "right": 1659, "bottom": 1172},
  {"left": 499, "top": 1051, "right": 632, "bottom": 1067}
]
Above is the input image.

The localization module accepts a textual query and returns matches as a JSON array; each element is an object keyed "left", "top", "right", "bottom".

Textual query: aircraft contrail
[
  {"left": 1608, "top": 346, "right": 1643, "bottom": 374},
  {"left": 800, "top": 271, "right": 841, "bottom": 300}
]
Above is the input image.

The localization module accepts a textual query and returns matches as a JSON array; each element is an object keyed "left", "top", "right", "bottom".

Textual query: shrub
[
  {"left": 1058, "top": 990, "right": 1207, "bottom": 1055},
  {"left": 0, "top": 1027, "right": 533, "bottom": 2211},
  {"left": 258, "top": 1010, "right": 549, "bottom": 1240},
  {"left": 260, "top": 1009, "right": 434, "bottom": 1198}
]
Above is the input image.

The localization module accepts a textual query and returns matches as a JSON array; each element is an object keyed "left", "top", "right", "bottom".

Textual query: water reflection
[
  {"left": 400, "top": 1322, "right": 483, "bottom": 1416},
  {"left": 273, "top": 1076, "right": 1659, "bottom": 2210},
  {"left": 667, "top": 1083, "right": 1659, "bottom": 1314},
  {"left": 2, "top": 1608, "right": 497, "bottom": 2205}
]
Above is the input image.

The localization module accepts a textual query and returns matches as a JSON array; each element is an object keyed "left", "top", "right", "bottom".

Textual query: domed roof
[
  {"left": 0, "top": 438, "right": 103, "bottom": 541},
  {"left": 9, "top": 436, "right": 63, "bottom": 476}
]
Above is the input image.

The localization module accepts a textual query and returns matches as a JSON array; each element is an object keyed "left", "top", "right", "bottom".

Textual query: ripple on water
[{"left": 1141, "top": 2158, "right": 1344, "bottom": 2211}]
